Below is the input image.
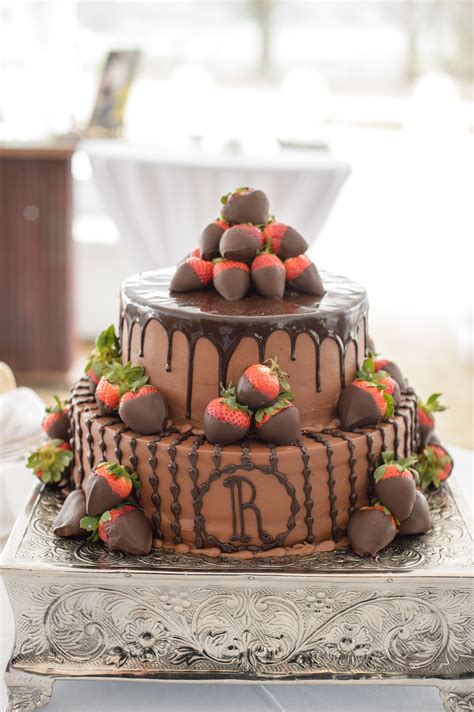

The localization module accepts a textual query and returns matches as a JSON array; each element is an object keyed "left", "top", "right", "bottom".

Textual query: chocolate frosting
[
  {"left": 219, "top": 226, "right": 261, "bottom": 263},
  {"left": 398, "top": 490, "right": 431, "bottom": 535},
  {"left": 221, "top": 189, "right": 269, "bottom": 225},
  {"left": 375, "top": 476, "right": 416, "bottom": 522},
  {"left": 107, "top": 508, "right": 153, "bottom": 555},
  {"left": 252, "top": 265, "right": 286, "bottom": 299},
  {"left": 203, "top": 412, "right": 248, "bottom": 445},
  {"left": 347, "top": 508, "right": 396, "bottom": 557},
  {"left": 45, "top": 413, "right": 69, "bottom": 441},
  {"left": 53, "top": 489, "right": 88, "bottom": 537},
  {"left": 119, "top": 390, "right": 168, "bottom": 435},
  {"left": 200, "top": 222, "right": 225, "bottom": 261},
  {"left": 120, "top": 268, "right": 368, "bottom": 420},
  {"left": 338, "top": 384, "right": 381, "bottom": 429},
  {"left": 85, "top": 470, "right": 125, "bottom": 516},
  {"left": 287, "top": 263, "right": 325, "bottom": 296},
  {"left": 257, "top": 406, "right": 301, "bottom": 445},
  {"left": 213, "top": 267, "right": 250, "bottom": 301}
]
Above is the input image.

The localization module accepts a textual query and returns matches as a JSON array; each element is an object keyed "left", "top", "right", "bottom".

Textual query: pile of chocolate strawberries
[{"left": 170, "top": 187, "right": 325, "bottom": 301}]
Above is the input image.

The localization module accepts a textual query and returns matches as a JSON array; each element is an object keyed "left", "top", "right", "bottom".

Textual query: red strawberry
[
  {"left": 84, "top": 325, "right": 121, "bottom": 393},
  {"left": 220, "top": 187, "right": 269, "bottom": 225},
  {"left": 338, "top": 379, "right": 394, "bottom": 429},
  {"left": 204, "top": 384, "right": 251, "bottom": 445},
  {"left": 374, "top": 358, "right": 407, "bottom": 390},
  {"left": 119, "top": 385, "right": 168, "bottom": 434},
  {"left": 255, "top": 399, "right": 301, "bottom": 445},
  {"left": 417, "top": 393, "right": 446, "bottom": 449},
  {"left": 170, "top": 256, "right": 213, "bottom": 292},
  {"left": 80, "top": 503, "right": 152, "bottom": 555},
  {"left": 96, "top": 361, "right": 149, "bottom": 415},
  {"left": 348, "top": 504, "right": 397, "bottom": 557},
  {"left": 85, "top": 461, "right": 141, "bottom": 516},
  {"left": 27, "top": 439, "right": 73, "bottom": 484},
  {"left": 262, "top": 222, "right": 308, "bottom": 260},
  {"left": 373, "top": 451, "right": 418, "bottom": 521},
  {"left": 213, "top": 259, "right": 250, "bottom": 301},
  {"left": 219, "top": 224, "right": 264, "bottom": 263},
  {"left": 356, "top": 356, "right": 401, "bottom": 404},
  {"left": 251, "top": 252, "right": 286, "bottom": 298},
  {"left": 42, "top": 395, "right": 69, "bottom": 440},
  {"left": 190, "top": 246, "right": 201, "bottom": 258},
  {"left": 377, "top": 375, "right": 401, "bottom": 405},
  {"left": 237, "top": 358, "right": 289, "bottom": 409},
  {"left": 416, "top": 443, "right": 453, "bottom": 490},
  {"left": 398, "top": 490, "right": 431, "bottom": 535},
  {"left": 284, "top": 254, "right": 325, "bottom": 296},
  {"left": 200, "top": 219, "right": 230, "bottom": 261}
]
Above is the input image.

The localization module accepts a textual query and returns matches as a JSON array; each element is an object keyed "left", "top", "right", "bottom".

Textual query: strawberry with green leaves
[
  {"left": 237, "top": 358, "right": 289, "bottom": 409},
  {"left": 204, "top": 384, "right": 252, "bottom": 445},
  {"left": 284, "top": 254, "right": 325, "bottom": 296},
  {"left": 417, "top": 393, "right": 446, "bottom": 449},
  {"left": 80, "top": 503, "right": 152, "bottom": 555},
  {"left": 416, "top": 443, "right": 453, "bottom": 490},
  {"left": 42, "top": 395, "right": 69, "bottom": 441},
  {"left": 213, "top": 259, "right": 250, "bottom": 301},
  {"left": 356, "top": 355, "right": 401, "bottom": 404},
  {"left": 262, "top": 221, "right": 308, "bottom": 260},
  {"left": 85, "top": 325, "right": 121, "bottom": 393},
  {"left": 220, "top": 187, "right": 269, "bottom": 226},
  {"left": 170, "top": 256, "right": 214, "bottom": 292},
  {"left": 27, "top": 439, "right": 73, "bottom": 485},
  {"left": 374, "top": 357, "right": 407, "bottom": 391},
  {"left": 85, "top": 461, "right": 141, "bottom": 516},
  {"left": 255, "top": 398, "right": 301, "bottom": 445},
  {"left": 347, "top": 503, "right": 397, "bottom": 557},
  {"left": 338, "top": 378, "right": 395, "bottom": 430},
  {"left": 251, "top": 252, "right": 286, "bottom": 299},
  {"left": 95, "top": 361, "right": 149, "bottom": 415},
  {"left": 374, "top": 451, "right": 418, "bottom": 521}
]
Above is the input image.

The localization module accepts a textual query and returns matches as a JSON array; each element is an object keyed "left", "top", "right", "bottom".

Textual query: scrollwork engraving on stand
[
  {"left": 438, "top": 685, "right": 474, "bottom": 712},
  {"left": 4, "top": 672, "right": 53, "bottom": 712}
]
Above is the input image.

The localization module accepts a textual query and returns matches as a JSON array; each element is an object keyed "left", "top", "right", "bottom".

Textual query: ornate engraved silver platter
[{"left": 1, "top": 480, "right": 473, "bottom": 711}]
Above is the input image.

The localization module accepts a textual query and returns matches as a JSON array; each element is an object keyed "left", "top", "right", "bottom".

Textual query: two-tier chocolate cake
[{"left": 30, "top": 187, "right": 453, "bottom": 560}]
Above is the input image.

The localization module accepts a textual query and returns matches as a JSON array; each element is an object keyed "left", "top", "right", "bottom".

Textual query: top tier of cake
[{"left": 120, "top": 268, "right": 368, "bottom": 428}]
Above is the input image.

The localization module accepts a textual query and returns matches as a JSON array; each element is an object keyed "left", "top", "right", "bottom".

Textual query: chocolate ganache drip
[{"left": 120, "top": 268, "right": 369, "bottom": 421}]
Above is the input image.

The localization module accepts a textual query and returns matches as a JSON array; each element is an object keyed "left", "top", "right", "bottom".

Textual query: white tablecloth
[
  {"left": 81, "top": 141, "right": 350, "bottom": 271},
  {"left": 1, "top": 446, "right": 472, "bottom": 711}
]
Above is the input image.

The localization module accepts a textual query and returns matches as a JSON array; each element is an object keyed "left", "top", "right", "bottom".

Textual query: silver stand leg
[
  {"left": 5, "top": 671, "right": 54, "bottom": 712},
  {"left": 438, "top": 679, "right": 474, "bottom": 712}
]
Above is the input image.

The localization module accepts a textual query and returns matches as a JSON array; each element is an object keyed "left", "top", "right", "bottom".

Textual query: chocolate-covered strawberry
[
  {"left": 81, "top": 503, "right": 152, "bottom": 555},
  {"left": 416, "top": 443, "right": 453, "bottom": 490},
  {"left": 284, "top": 254, "right": 325, "bottom": 296},
  {"left": 417, "top": 393, "right": 446, "bottom": 449},
  {"left": 251, "top": 252, "right": 285, "bottom": 299},
  {"left": 219, "top": 224, "right": 264, "bottom": 263},
  {"left": 119, "top": 385, "right": 168, "bottom": 434},
  {"left": 220, "top": 187, "right": 269, "bottom": 226},
  {"left": 374, "top": 358, "right": 407, "bottom": 391},
  {"left": 237, "top": 358, "right": 288, "bottom": 409},
  {"left": 95, "top": 361, "right": 148, "bottom": 415},
  {"left": 338, "top": 379, "right": 394, "bottom": 429},
  {"left": 85, "top": 461, "right": 141, "bottom": 516},
  {"left": 398, "top": 490, "right": 431, "bottom": 535},
  {"left": 347, "top": 504, "right": 397, "bottom": 557},
  {"left": 213, "top": 259, "right": 250, "bottom": 301},
  {"left": 204, "top": 384, "right": 251, "bottom": 445},
  {"left": 373, "top": 451, "right": 418, "bottom": 522},
  {"left": 53, "top": 489, "right": 88, "bottom": 537},
  {"left": 27, "top": 439, "right": 73, "bottom": 484},
  {"left": 84, "top": 324, "right": 121, "bottom": 393},
  {"left": 356, "top": 355, "right": 401, "bottom": 404},
  {"left": 170, "top": 256, "right": 213, "bottom": 292},
  {"left": 42, "top": 395, "right": 69, "bottom": 441},
  {"left": 262, "top": 222, "right": 308, "bottom": 260},
  {"left": 255, "top": 399, "right": 301, "bottom": 445},
  {"left": 200, "top": 219, "right": 230, "bottom": 261}
]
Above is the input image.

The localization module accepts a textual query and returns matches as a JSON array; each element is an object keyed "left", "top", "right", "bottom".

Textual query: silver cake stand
[{"left": 1, "top": 480, "right": 472, "bottom": 712}]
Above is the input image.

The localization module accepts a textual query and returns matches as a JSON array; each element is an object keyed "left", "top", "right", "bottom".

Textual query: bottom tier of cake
[{"left": 70, "top": 379, "right": 417, "bottom": 557}]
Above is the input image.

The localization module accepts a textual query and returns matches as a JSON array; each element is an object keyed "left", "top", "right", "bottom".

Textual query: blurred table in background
[
  {"left": 81, "top": 140, "right": 350, "bottom": 271},
  {"left": 0, "top": 143, "right": 75, "bottom": 378}
]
